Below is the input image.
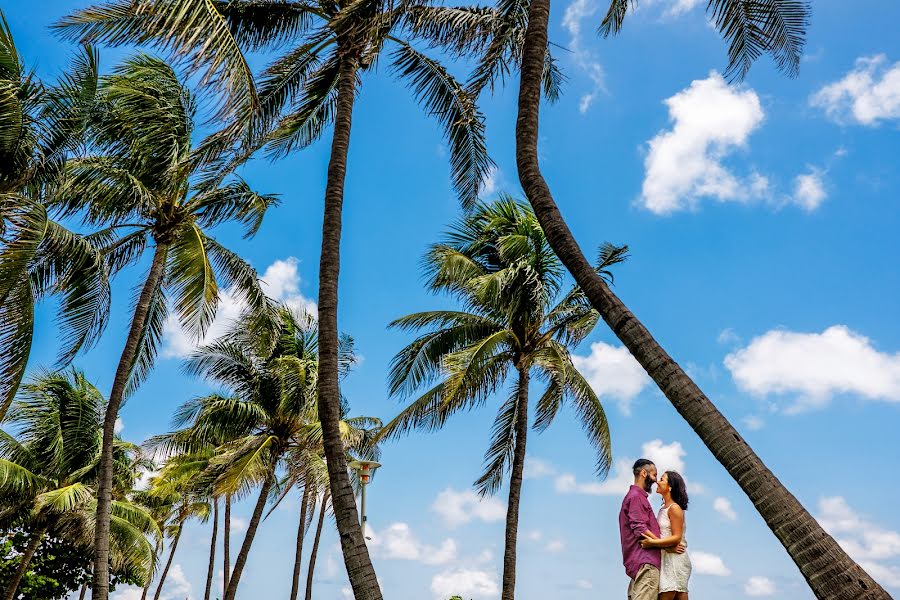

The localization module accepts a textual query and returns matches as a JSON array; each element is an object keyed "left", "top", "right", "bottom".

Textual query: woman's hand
[{"left": 640, "top": 533, "right": 656, "bottom": 548}]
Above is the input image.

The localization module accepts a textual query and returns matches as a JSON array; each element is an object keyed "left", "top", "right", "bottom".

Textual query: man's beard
[{"left": 642, "top": 475, "right": 654, "bottom": 493}]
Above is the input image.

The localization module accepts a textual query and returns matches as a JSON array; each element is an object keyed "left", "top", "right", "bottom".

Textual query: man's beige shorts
[{"left": 628, "top": 564, "right": 660, "bottom": 600}]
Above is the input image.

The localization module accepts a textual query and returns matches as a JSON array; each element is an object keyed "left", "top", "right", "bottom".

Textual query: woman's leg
[
  {"left": 674, "top": 593, "right": 689, "bottom": 600},
  {"left": 659, "top": 592, "right": 677, "bottom": 600}
]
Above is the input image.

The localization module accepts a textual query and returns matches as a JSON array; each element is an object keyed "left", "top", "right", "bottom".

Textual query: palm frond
[
  {"left": 473, "top": 385, "right": 519, "bottom": 496},
  {"left": 167, "top": 222, "right": 218, "bottom": 342}
]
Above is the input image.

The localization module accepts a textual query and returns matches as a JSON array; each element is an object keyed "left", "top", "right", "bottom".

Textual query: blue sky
[{"left": 4, "top": 0, "right": 900, "bottom": 598}]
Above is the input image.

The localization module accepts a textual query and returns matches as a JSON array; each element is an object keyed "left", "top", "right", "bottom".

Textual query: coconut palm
[
  {"left": 463, "top": 0, "right": 888, "bottom": 596},
  {"left": 0, "top": 369, "right": 160, "bottom": 600},
  {"left": 378, "top": 197, "right": 621, "bottom": 599},
  {"left": 0, "top": 11, "right": 111, "bottom": 420},
  {"left": 40, "top": 54, "right": 276, "bottom": 600}
]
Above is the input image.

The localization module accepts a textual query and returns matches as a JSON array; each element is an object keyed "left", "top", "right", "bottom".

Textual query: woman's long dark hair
[{"left": 665, "top": 471, "right": 689, "bottom": 510}]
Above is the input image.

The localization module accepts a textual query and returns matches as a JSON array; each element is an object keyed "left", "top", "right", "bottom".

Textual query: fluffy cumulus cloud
[
  {"left": 114, "top": 564, "right": 195, "bottom": 600},
  {"left": 367, "top": 522, "right": 457, "bottom": 565},
  {"left": 742, "top": 415, "right": 765, "bottom": 431},
  {"left": 479, "top": 166, "right": 502, "bottom": 199},
  {"left": 744, "top": 576, "right": 777, "bottom": 596},
  {"left": 817, "top": 496, "right": 900, "bottom": 586},
  {"left": 713, "top": 497, "right": 737, "bottom": 521},
  {"left": 431, "top": 568, "right": 499, "bottom": 599},
  {"left": 725, "top": 325, "right": 900, "bottom": 412},
  {"left": 562, "top": 0, "right": 605, "bottom": 113},
  {"left": 162, "top": 257, "right": 317, "bottom": 358},
  {"left": 810, "top": 55, "right": 900, "bottom": 125},
  {"left": 432, "top": 488, "right": 506, "bottom": 527},
  {"left": 572, "top": 342, "right": 651, "bottom": 415},
  {"left": 524, "top": 456, "right": 556, "bottom": 479},
  {"left": 640, "top": 72, "right": 769, "bottom": 214},
  {"left": 692, "top": 551, "right": 731, "bottom": 576},
  {"left": 792, "top": 167, "right": 828, "bottom": 211}
]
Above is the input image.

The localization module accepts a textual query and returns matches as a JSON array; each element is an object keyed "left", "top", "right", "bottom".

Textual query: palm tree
[
  {"left": 0, "top": 11, "right": 110, "bottom": 420},
  {"left": 41, "top": 55, "right": 276, "bottom": 600},
  {"left": 0, "top": 369, "right": 161, "bottom": 600},
  {"left": 378, "top": 197, "right": 620, "bottom": 599},
  {"left": 467, "top": 0, "right": 888, "bottom": 596},
  {"left": 56, "top": 4, "right": 495, "bottom": 595}
]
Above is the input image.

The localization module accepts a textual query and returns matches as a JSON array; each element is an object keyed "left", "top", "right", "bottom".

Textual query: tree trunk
[
  {"left": 501, "top": 368, "right": 529, "bottom": 600},
  {"left": 315, "top": 53, "right": 382, "bottom": 600},
  {"left": 304, "top": 493, "right": 329, "bottom": 600},
  {"left": 512, "top": 2, "right": 888, "bottom": 597},
  {"left": 3, "top": 524, "right": 47, "bottom": 600},
  {"left": 289, "top": 486, "right": 312, "bottom": 600},
  {"left": 204, "top": 500, "right": 219, "bottom": 600},
  {"left": 79, "top": 581, "right": 89, "bottom": 600},
  {"left": 223, "top": 493, "right": 231, "bottom": 593},
  {"left": 153, "top": 525, "right": 183, "bottom": 600},
  {"left": 92, "top": 242, "right": 169, "bottom": 600},
  {"left": 140, "top": 585, "right": 149, "bottom": 600},
  {"left": 222, "top": 472, "right": 275, "bottom": 600}
]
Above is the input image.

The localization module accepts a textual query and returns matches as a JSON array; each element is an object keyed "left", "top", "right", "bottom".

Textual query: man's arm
[{"left": 625, "top": 495, "right": 653, "bottom": 538}]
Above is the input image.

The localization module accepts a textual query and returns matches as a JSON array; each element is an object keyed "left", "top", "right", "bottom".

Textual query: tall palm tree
[
  {"left": 0, "top": 369, "right": 161, "bottom": 600},
  {"left": 378, "top": 197, "right": 621, "bottom": 599},
  {"left": 42, "top": 55, "right": 276, "bottom": 600},
  {"left": 0, "top": 11, "right": 110, "bottom": 420},
  {"left": 466, "top": 0, "right": 888, "bottom": 596},
  {"left": 56, "top": 4, "right": 495, "bottom": 595}
]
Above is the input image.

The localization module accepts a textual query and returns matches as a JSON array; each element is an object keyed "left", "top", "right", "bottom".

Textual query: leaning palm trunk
[
  {"left": 315, "top": 54, "right": 382, "bottom": 600},
  {"left": 204, "top": 500, "right": 219, "bottom": 600},
  {"left": 223, "top": 493, "right": 231, "bottom": 592},
  {"left": 223, "top": 472, "right": 276, "bottom": 600},
  {"left": 94, "top": 242, "right": 169, "bottom": 600},
  {"left": 154, "top": 525, "right": 184, "bottom": 600},
  {"left": 501, "top": 369, "right": 529, "bottom": 600},
  {"left": 512, "top": 1, "right": 887, "bottom": 597},
  {"left": 79, "top": 581, "right": 89, "bottom": 600},
  {"left": 304, "top": 493, "right": 329, "bottom": 600},
  {"left": 3, "top": 524, "right": 48, "bottom": 600},
  {"left": 290, "top": 486, "right": 312, "bottom": 600}
]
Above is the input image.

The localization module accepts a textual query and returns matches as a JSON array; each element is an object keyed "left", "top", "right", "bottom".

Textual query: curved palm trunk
[
  {"left": 153, "top": 525, "right": 183, "bottom": 600},
  {"left": 3, "top": 524, "right": 47, "bottom": 600},
  {"left": 512, "top": 3, "right": 887, "bottom": 598},
  {"left": 501, "top": 368, "right": 529, "bottom": 600},
  {"left": 304, "top": 493, "right": 329, "bottom": 600},
  {"left": 140, "top": 585, "right": 149, "bottom": 600},
  {"left": 224, "top": 493, "right": 232, "bottom": 593},
  {"left": 315, "top": 53, "right": 382, "bottom": 600},
  {"left": 93, "top": 242, "right": 169, "bottom": 600},
  {"left": 222, "top": 471, "right": 275, "bottom": 600},
  {"left": 204, "top": 500, "right": 219, "bottom": 600},
  {"left": 290, "top": 485, "right": 313, "bottom": 600}
]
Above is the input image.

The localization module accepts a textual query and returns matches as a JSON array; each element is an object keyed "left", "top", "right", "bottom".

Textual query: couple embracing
[{"left": 619, "top": 458, "right": 692, "bottom": 600}]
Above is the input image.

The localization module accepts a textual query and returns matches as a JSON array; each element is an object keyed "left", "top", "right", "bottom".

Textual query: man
[{"left": 619, "top": 459, "right": 684, "bottom": 600}]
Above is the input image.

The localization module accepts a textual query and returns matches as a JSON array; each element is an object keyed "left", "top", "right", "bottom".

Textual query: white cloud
[
  {"left": 341, "top": 586, "right": 354, "bottom": 600},
  {"left": 572, "top": 342, "right": 651, "bottom": 415},
  {"left": 713, "top": 497, "right": 737, "bottom": 521},
  {"left": 479, "top": 166, "right": 502, "bottom": 199},
  {"left": 744, "top": 576, "right": 777, "bottom": 596},
  {"left": 114, "top": 417, "right": 124, "bottom": 434},
  {"left": 110, "top": 589, "right": 143, "bottom": 600},
  {"left": 431, "top": 568, "right": 499, "bottom": 599},
  {"left": 717, "top": 328, "right": 741, "bottom": 345},
  {"left": 230, "top": 517, "right": 248, "bottom": 533},
  {"left": 526, "top": 530, "right": 543, "bottom": 542},
  {"left": 811, "top": 55, "right": 900, "bottom": 125},
  {"left": 125, "top": 564, "right": 193, "bottom": 600},
  {"left": 367, "top": 522, "right": 457, "bottom": 565},
  {"left": 638, "top": 0, "right": 704, "bottom": 17},
  {"left": 725, "top": 325, "right": 900, "bottom": 412},
  {"left": 792, "top": 168, "right": 827, "bottom": 211},
  {"left": 545, "top": 539, "right": 566, "bottom": 553},
  {"left": 555, "top": 440, "right": 686, "bottom": 496},
  {"left": 524, "top": 456, "right": 556, "bottom": 479},
  {"left": 576, "top": 579, "right": 593, "bottom": 589},
  {"left": 640, "top": 72, "right": 768, "bottom": 214},
  {"left": 562, "top": 0, "right": 605, "bottom": 113},
  {"left": 432, "top": 488, "right": 506, "bottom": 528},
  {"left": 692, "top": 551, "right": 731, "bottom": 576},
  {"left": 162, "top": 257, "right": 316, "bottom": 358},
  {"left": 742, "top": 415, "right": 765, "bottom": 431}
]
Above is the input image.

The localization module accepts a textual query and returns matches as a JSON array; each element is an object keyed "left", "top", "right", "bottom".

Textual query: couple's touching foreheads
[{"left": 619, "top": 459, "right": 692, "bottom": 600}]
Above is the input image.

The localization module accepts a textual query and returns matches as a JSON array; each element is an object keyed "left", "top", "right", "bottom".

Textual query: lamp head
[{"left": 348, "top": 460, "right": 382, "bottom": 484}]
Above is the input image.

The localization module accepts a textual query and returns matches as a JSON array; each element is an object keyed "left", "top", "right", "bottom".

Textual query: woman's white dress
[{"left": 658, "top": 504, "right": 692, "bottom": 593}]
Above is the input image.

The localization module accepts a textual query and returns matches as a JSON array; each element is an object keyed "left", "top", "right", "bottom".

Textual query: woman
[{"left": 640, "top": 471, "right": 692, "bottom": 600}]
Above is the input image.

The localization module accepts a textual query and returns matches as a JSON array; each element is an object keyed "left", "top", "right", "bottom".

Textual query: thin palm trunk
[
  {"left": 79, "top": 582, "right": 89, "bottom": 600},
  {"left": 153, "top": 525, "right": 183, "bottom": 600},
  {"left": 304, "top": 493, "right": 329, "bottom": 600},
  {"left": 289, "top": 485, "right": 312, "bottom": 600},
  {"left": 223, "top": 493, "right": 231, "bottom": 593},
  {"left": 315, "top": 53, "right": 382, "bottom": 600},
  {"left": 140, "top": 585, "right": 149, "bottom": 600},
  {"left": 204, "top": 500, "right": 219, "bottom": 600},
  {"left": 3, "top": 524, "right": 47, "bottom": 600},
  {"left": 223, "top": 471, "right": 275, "bottom": 600},
  {"left": 512, "top": 2, "right": 887, "bottom": 597},
  {"left": 501, "top": 368, "right": 529, "bottom": 600},
  {"left": 93, "top": 241, "right": 169, "bottom": 600}
]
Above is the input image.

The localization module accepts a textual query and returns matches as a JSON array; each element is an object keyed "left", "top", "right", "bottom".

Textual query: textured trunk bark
[
  {"left": 223, "top": 493, "right": 231, "bottom": 593},
  {"left": 204, "top": 500, "right": 219, "bottom": 600},
  {"left": 92, "top": 242, "right": 169, "bottom": 600},
  {"left": 3, "top": 524, "right": 47, "bottom": 600},
  {"left": 501, "top": 368, "right": 529, "bottom": 600},
  {"left": 512, "top": 1, "right": 888, "bottom": 597},
  {"left": 222, "top": 472, "right": 275, "bottom": 600},
  {"left": 304, "top": 494, "right": 329, "bottom": 600},
  {"left": 289, "top": 485, "right": 312, "bottom": 600},
  {"left": 315, "top": 53, "right": 382, "bottom": 600},
  {"left": 153, "top": 525, "right": 183, "bottom": 600}
]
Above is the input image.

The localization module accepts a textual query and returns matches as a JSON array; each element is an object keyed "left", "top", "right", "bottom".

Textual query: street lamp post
[{"left": 348, "top": 460, "right": 381, "bottom": 539}]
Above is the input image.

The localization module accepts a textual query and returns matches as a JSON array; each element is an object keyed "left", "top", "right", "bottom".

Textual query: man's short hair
[{"left": 632, "top": 458, "right": 655, "bottom": 476}]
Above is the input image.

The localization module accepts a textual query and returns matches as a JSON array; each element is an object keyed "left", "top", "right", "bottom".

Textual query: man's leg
[{"left": 629, "top": 564, "right": 660, "bottom": 600}]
